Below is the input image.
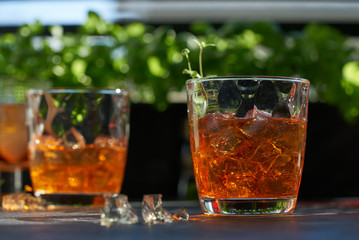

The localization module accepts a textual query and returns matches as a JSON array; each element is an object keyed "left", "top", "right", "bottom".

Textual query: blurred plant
[
  {"left": 188, "top": 22, "right": 359, "bottom": 122},
  {"left": 0, "top": 12, "right": 358, "bottom": 121}
]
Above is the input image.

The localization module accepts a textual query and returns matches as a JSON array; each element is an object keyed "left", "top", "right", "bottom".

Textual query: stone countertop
[{"left": 1, "top": 199, "right": 359, "bottom": 240}]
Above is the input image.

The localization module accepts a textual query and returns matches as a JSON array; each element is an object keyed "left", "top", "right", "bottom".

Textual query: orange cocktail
[
  {"left": 29, "top": 137, "right": 127, "bottom": 195},
  {"left": 186, "top": 76, "right": 309, "bottom": 215},
  {"left": 0, "top": 104, "right": 28, "bottom": 171},
  {"left": 26, "top": 88, "right": 130, "bottom": 203},
  {"left": 190, "top": 113, "right": 306, "bottom": 198}
]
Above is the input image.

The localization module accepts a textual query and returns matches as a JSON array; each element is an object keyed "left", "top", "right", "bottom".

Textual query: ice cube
[
  {"left": 268, "top": 153, "right": 296, "bottom": 176},
  {"left": 172, "top": 208, "right": 189, "bottom": 221},
  {"left": 208, "top": 129, "right": 246, "bottom": 157},
  {"left": 242, "top": 108, "right": 272, "bottom": 138},
  {"left": 207, "top": 119, "right": 247, "bottom": 157},
  {"left": 141, "top": 194, "right": 173, "bottom": 224},
  {"left": 2, "top": 193, "right": 47, "bottom": 211},
  {"left": 44, "top": 149, "right": 66, "bottom": 168},
  {"left": 201, "top": 113, "right": 235, "bottom": 134},
  {"left": 94, "top": 135, "right": 117, "bottom": 148},
  {"left": 250, "top": 140, "right": 282, "bottom": 173},
  {"left": 225, "top": 175, "right": 253, "bottom": 198},
  {"left": 66, "top": 169, "right": 85, "bottom": 189},
  {"left": 62, "top": 127, "right": 86, "bottom": 149},
  {"left": 100, "top": 194, "right": 139, "bottom": 227}
]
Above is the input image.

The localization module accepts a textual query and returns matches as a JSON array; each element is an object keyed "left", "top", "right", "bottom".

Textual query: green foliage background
[{"left": 1, "top": 12, "right": 359, "bottom": 122}]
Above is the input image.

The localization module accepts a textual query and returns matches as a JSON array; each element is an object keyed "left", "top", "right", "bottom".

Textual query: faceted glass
[
  {"left": 26, "top": 88, "right": 130, "bottom": 203},
  {"left": 186, "top": 76, "right": 310, "bottom": 215}
]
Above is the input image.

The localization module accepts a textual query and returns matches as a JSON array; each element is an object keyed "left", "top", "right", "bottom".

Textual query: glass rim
[
  {"left": 186, "top": 75, "right": 310, "bottom": 85},
  {"left": 26, "top": 87, "right": 128, "bottom": 96}
]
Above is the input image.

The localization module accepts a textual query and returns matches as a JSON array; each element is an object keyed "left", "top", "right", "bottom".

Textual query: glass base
[
  {"left": 35, "top": 194, "right": 111, "bottom": 206},
  {"left": 200, "top": 197, "right": 297, "bottom": 215}
]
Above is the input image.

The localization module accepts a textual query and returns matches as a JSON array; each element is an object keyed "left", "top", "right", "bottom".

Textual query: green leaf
[
  {"left": 181, "top": 48, "right": 190, "bottom": 56},
  {"left": 71, "top": 59, "right": 87, "bottom": 77},
  {"left": 126, "top": 23, "right": 146, "bottom": 38},
  {"left": 182, "top": 69, "right": 199, "bottom": 78},
  {"left": 2, "top": 33, "right": 16, "bottom": 44},
  {"left": 82, "top": 11, "right": 101, "bottom": 33},
  {"left": 343, "top": 61, "right": 359, "bottom": 87},
  {"left": 147, "top": 56, "right": 167, "bottom": 77},
  {"left": 237, "top": 29, "right": 262, "bottom": 49},
  {"left": 50, "top": 25, "right": 64, "bottom": 38}
]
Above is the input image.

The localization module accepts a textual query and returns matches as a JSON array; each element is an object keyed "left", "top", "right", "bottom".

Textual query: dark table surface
[{"left": 1, "top": 199, "right": 359, "bottom": 240}]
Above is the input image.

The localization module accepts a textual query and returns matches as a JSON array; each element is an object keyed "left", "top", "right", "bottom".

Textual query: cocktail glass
[
  {"left": 186, "top": 76, "right": 309, "bottom": 215},
  {"left": 26, "top": 88, "right": 130, "bottom": 204},
  {"left": 0, "top": 78, "right": 40, "bottom": 195},
  {"left": 0, "top": 104, "right": 28, "bottom": 171}
]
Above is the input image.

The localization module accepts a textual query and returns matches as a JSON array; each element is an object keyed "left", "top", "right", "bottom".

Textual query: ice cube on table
[
  {"left": 2, "top": 193, "right": 47, "bottom": 211},
  {"left": 141, "top": 194, "right": 173, "bottom": 224},
  {"left": 100, "top": 194, "right": 139, "bottom": 227},
  {"left": 172, "top": 208, "right": 189, "bottom": 221}
]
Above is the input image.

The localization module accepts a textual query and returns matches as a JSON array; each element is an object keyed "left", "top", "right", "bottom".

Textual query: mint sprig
[
  {"left": 181, "top": 48, "right": 200, "bottom": 78},
  {"left": 182, "top": 39, "right": 215, "bottom": 78}
]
